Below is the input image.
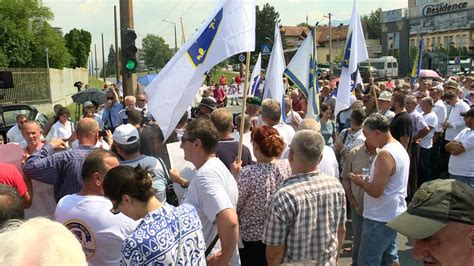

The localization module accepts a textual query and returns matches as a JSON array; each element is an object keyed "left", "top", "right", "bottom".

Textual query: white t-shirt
[
  {"left": 183, "top": 157, "right": 240, "bottom": 266},
  {"left": 273, "top": 122, "right": 296, "bottom": 159},
  {"left": 6, "top": 124, "right": 26, "bottom": 148},
  {"left": 54, "top": 194, "right": 138, "bottom": 265},
  {"left": 121, "top": 155, "right": 167, "bottom": 202},
  {"left": 419, "top": 112, "right": 438, "bottom": 149},
  {"left": 47, "top": 120, "right": 74, "bottom": 141},
  {"left": 318, "top": 145, "right": 339, "bottom": 178},
  {"left": 445, "top": 100, "right": 470, "bottom": 141},
  {"left": 448, "top": 128, "right": 474, "bottom": 177},
  {"left": 364, "top": 141, "right": 409, "bottom": 222},
  {"left": 433, "top": 100, "right": 447, "bottom": 133}
]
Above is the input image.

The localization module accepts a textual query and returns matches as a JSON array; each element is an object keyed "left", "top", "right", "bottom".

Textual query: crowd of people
[{"left": 0, "top": 71, "right": 473, "bottom": 265}]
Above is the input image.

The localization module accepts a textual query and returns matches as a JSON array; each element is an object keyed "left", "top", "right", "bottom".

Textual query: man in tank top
[{"left": 349, "top": 113, "right": 410, "bottom": 266}]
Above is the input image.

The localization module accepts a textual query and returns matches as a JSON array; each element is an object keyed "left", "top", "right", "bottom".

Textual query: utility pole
[
  {"left": 120, "top": 0, "right": 137, "bottom": 97},
  {"left": 90, "top": 50, "right": 94, "bottom": 76},
  {"left": 45, "top": 48, "right": 49, "bottom": 69},
  {"left": 324, "top": 13, "right": 333, "bottom": 72},
  {"left": 101, "top": 33, "right": 106, "bottom": 82},
  {"left": 180, "top": 17, "right": 186, "bottom": 45},
  {"left": 114, "top": 5, "right": 121, "bottom": 84},
  {"left": 94, "top": 44, "right": 98, "bottom": 79},
  {"left": 163, "top": 19, "right": 178, "bottom": 53}
]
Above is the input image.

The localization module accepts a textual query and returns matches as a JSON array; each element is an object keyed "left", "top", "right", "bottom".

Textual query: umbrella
[
  {"left": 137, "top": 74, "right": 158, "bottom": 86},
  {"left": 419, "top": 69, "right": 440, "bottom": 79},
  {"left": 71, "top": 88, "right": 107, "bottom": 105}
]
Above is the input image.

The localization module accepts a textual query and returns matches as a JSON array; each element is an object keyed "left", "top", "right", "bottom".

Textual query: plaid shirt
[{"left": 263, "top": 171, "right": 346, "bottom": 264}]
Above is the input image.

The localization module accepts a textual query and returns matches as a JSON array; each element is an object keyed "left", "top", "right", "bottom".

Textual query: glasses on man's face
[{"left": 110, "top": 200, "right": 121, "bottom": 215}]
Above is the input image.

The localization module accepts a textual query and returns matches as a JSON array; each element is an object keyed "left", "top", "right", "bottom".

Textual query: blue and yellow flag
[
  {"left": 410, "top": 35, "right": 424, "bottom": 87},
  {"left": 145, "top": 0, "right": 256, "bottom": 140}
]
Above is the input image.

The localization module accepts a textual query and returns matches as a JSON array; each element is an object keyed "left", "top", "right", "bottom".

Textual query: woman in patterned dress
[
  {"left": 103, "top": 165, "right": 206, "bottom": 265},
  {"left": 232, "top": 126, "right": 292, "bottom": 266}
]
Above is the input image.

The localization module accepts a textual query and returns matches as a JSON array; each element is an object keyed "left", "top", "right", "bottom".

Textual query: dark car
[
  {"left": 359, "top": 66, "right": 380, "bottom": 83},
  {"left": 0, "top": 104, "right": 48, "bottom": 143}
]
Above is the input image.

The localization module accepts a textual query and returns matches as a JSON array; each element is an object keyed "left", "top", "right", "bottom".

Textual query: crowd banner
[
  {"left": 249, "top": 52, "right": 262, "bottom": 97},
  {"left": 167, "top": 142, "right": 196, "bottom": 202},
  {"left": 262, "top": 22, "right": 286, "bottom": 119},
  {"left": 335, "top": 0, "right": 369, "bottom": 116},
  {"left": 284, "top": 24, "right": 320, "bottom": 119},
  {"left": 145, "top": 0, "right": 256, "bottom": 141}
]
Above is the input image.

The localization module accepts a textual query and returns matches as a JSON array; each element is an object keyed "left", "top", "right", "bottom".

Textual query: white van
[{"left": 360, "top": 56, "right": 398, "bottom": 79}]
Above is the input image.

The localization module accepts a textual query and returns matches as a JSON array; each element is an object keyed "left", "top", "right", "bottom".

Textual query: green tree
[
  {"left": 107, "top": 45, "right": 116, "bottom": 75},
  {"left": 0, "top": 0, "right": 53, "bottom": 67},
  {"left": 65, "top": 28, "right": 92, "bottom": 68},
  {"left": 255, "top": 3, "right": 279, "bottom": 65},
  {"left": 31, "top": 24, "right": 71, "bottom": 68},
  {"left": 362, "top": 8, "right": 382, "bottom": 40},
  {"left": 142, "top": 34, "right": 173, "bottom": 69}
]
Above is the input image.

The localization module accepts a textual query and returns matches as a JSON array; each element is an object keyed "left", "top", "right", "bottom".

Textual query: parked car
[
  {"left": 0, "top": 104, "right": 48, "bottom": 143},
  {"left": 359, "top": 66, "right": 380, "bottom": 83}
]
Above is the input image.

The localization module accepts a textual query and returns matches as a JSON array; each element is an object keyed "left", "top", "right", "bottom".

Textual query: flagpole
[
  {"left": 237, "top": 51, "right": 252, "bottom": 161},
  {"left": 366, "top": 58, "right": 379, "bottom": 111}
]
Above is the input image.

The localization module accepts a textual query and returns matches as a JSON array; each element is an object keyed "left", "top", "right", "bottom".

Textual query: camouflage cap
[{"left": 387, "top": 179, "right": 474, "bottom": 239}]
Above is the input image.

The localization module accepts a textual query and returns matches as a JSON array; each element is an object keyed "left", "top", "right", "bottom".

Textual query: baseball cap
[
  {"left": 112, "top": 124, "right": 139, "bottom": 145},
  {"left": 387, "top": 179, "right": 474, "bottom": 239},
  {"left": 460, "top": 109, "right": 474, "bottom": 117},
  {"left": 83, "top": 101, "right": 94, "bottom": 107},
  {"left": 377, "top": 91, "right": 392, "bottom": 101},
  {"left": 199, "top": 97, "right": 217, "bottom": 111}
]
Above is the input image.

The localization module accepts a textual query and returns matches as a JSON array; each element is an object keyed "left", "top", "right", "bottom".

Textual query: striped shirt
[
  {"left": 263, "top": 171, "right": 346, "bottom": 265},
  {"left": 23, "top": 144, "right": 96, "bottom": 202}
]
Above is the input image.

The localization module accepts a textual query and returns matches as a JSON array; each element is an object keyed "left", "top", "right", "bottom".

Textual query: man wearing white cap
[
  {"left": 112, "top": 124, "right": 167, "bottom": 202},
  {"left": 378, "top": 91, "right": 395, "bottom": 121}
]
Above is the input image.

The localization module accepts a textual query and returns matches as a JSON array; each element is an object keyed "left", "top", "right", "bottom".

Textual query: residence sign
[{"left": 422, "top": 2, "right": 468, "bottom": 16}]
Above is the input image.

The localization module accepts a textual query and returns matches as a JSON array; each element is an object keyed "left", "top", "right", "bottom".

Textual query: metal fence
[{"left": 0, "top": 68, "right": 51, "bottom": 104}]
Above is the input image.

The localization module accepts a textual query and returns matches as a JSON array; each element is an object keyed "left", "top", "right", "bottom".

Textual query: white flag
[
  {"left": 249, "top": 52, "right": 262, "bottom": 97},
  {"left": 263, "top": 22, "right": 286, "bottom": 108},
  {"left": 284, "top": 26, "right": 319, "bottom": 119},
  {"left": 145, "top": 0, "right": 256, "bottom": 140},
  {"left": 334, "top": 0, "right": 369, "bottom": 115}
]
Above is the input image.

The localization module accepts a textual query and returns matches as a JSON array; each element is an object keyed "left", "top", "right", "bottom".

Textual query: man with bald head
[{"left": 23, "top": 118, "right": 99, "bottom": 202}]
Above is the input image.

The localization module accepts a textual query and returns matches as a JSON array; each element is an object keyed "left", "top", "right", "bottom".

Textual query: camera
[
  {"left": 98, "top": 130, "right": 107, "bottom": 137},
  {"left": 74, "top": 81, "right": 83, "bottom": 89}
]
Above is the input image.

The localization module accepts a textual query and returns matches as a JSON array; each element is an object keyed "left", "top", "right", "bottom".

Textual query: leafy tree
[
  {"left": 361, "top": 8, "right": 382, "bottom": 40},
  {"left": 65, "top": 28, "right": 92, "bottom": 68},
  {"left": 141, "top": 34, "right": 173, "bottom": 69},
  {"left": 297, "top": 22, "right": 310, "bottom": 27},
  {"left": 31, "top": 24, "right": 71, "bottom": 68},
  {"left": 107, "top": 45, "right": 116, "bottom": 75},
  {"left": 255, "top": 3, "right": 279, "bottom": 66},
  {"left": 0, "top": 0, "right": 53, "bottom": 67}
]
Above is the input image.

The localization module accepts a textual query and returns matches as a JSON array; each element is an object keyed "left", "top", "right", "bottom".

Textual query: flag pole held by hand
[{"left": 237, "top": 51, "right": 251, "bottom": 161}]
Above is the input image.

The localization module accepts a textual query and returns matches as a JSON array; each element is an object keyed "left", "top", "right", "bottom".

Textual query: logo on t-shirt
[{"left": 64, "top": 219, "right": 96, "bottom": 259}]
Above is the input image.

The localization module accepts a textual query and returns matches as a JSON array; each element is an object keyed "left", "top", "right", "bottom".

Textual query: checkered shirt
[{"left": 262, "top": 171, "right": 346, "bottom": 264}]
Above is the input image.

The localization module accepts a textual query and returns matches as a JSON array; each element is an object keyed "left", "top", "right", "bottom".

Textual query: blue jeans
[
  {"left": 450, "top": 174, "right": 474, "bottom": 188},
  {"left": 351, "top": 210, "right": 364, "bottom": 266},
  {"left": 358, "top": 218, "right": 398, "bottom": 266}
]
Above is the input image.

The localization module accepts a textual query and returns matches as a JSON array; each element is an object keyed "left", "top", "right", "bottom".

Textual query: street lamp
[{"left": 162, "top": 19, "right": 178, "bottom": 54}]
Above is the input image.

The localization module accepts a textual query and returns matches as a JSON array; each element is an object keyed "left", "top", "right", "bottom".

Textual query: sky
[{"left": 43, "top": 0, "right": 407, "bottom": 67}]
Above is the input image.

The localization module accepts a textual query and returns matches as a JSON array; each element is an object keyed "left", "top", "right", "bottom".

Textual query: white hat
[
  {"left": 378, "top": 91, "right": 392, "bottom": 101},
  {"left": 112, "top": 124, "right": 139, "bottom": 145}
]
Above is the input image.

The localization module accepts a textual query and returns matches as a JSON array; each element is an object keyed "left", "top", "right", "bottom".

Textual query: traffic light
[{"left": 123, "top": 29, "right": 137, "bottom": 74}]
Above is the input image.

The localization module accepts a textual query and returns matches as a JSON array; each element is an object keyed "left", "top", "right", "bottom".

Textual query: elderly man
[
  {"left": 102, "top": 90, "right": 123, "bottom": 131},
  {"left": 341, "top": 137, "right": 377, "bottom": 265},
  {"left": 21, "top": 121, "right": 44, "bottom": 156},
  {"left": 418, "top": 97, "right": 438, "bottom": 186},
  {"left": 350, "top": 113, "right": 410, "bottom": 266},
  {"left": 54, "top": 149, "right": 138, "bottom": 265},
  {"left": 263, "top": 130, "right": 346, "bottom": 265},
  {"left": 378, "top": 91, "right": 395, "bottom": 121},
  {"left": 260, "top": 99, "right": 295, "bottom": 157},
  {"left": 7, "top": 114, "right": 27, "bottom": 147},
  {"left": 171, "top": 118, "right": 239, "bottom": 266},
  {"left": 112, "top": 124, "right": 167, "bottom": 201},
  {"left": 387, "top": 179, "right": 473, "bottom": 266},
  {"left": 428, "top": 85, "right": 447, "bottom": 178},
  {"left": 0, "top": 184, "right": 25, "bottom": 226},
  {"left": 445, "top": 109, "right": 474, "bottom": 187},
  {"left": 23, "top": 118, "right": 99, "bottom": 202}
]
